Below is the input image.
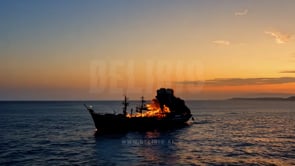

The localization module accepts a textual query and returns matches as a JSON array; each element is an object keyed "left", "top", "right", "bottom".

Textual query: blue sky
[{"left": 1, "top": 0, "right": 295, "bottom": 100}]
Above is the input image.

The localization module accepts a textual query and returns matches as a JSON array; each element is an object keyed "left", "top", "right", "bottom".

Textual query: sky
[{"left": 1, "top": 0, "right": 295, "bottom": 100}]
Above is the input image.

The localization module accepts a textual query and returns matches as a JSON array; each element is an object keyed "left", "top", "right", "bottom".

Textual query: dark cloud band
[{"left": 176, "top": 77, "right": 295, "bottom": 86}]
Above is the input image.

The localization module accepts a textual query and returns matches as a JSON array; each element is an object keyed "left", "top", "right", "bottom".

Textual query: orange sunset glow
[{"left": 1, "top": 1, "right": 295, "bottom": 100}]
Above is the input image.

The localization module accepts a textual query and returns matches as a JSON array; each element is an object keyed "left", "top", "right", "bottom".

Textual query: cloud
[
  {"left": 235, "top": 9, "right": 248, "bottom": 16},
  {"left": 212, "top": 40, "right": 230, "bottom": 46},
  {"left": 264, "top": 31, "right": 292, "bottom": 44},
  {"left": 280, "top": 70, "right": 295, "bottom": 74},
  {"left": 176, "top": 77, "right": 295, "bottom": 86}
]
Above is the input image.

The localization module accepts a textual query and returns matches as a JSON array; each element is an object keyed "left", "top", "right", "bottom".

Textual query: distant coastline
[{"left": 229, "top": 96, "right": 295, "bottom": 101}]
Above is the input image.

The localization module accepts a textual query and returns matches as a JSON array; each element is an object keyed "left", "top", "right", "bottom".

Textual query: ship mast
[
  {"left": 140, "top": 96, "right": 145, "bottom": 111},
  {"left": 140, "top": 96, "right": 145, "bottom": 116},
  {"left": 122, "top": 96, "right": 129, "bottom": 116}
]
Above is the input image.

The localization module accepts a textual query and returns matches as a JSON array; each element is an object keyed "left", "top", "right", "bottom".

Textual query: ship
[{"left": 84, "top": 88, "right": 192, "bottom": 132}]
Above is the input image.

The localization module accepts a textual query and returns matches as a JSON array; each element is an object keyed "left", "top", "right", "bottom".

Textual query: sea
[{"left": 0, "top": 100, "right": 294, "bottom": 166}]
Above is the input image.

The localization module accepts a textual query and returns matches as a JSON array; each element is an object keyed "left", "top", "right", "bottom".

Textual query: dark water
[{"left": 0, "top": 100, "right": 295, "bottom": 165}]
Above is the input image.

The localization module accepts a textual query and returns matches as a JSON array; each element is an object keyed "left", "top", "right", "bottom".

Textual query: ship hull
[{"left": 89, "top": 111, "right": 192, "bottom": 132}]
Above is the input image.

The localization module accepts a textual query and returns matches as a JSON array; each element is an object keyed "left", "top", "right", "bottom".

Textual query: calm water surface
[{"left": 0, "top": 100, "right": 294, "bottom": 165}]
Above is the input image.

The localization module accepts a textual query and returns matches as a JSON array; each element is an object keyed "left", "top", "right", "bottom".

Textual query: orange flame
[{"left": 126, "top": 99, "right": 171, "bottom": 118}]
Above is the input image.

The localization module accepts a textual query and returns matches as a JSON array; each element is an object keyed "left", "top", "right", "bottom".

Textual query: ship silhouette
[{"left": 84, "top": 88, "right": 192, "bottom": 132}]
